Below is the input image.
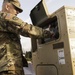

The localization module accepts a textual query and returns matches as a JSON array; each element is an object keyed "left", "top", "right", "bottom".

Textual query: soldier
[{"left": 0, "top": 0, "right": 53, "bottom": 75}]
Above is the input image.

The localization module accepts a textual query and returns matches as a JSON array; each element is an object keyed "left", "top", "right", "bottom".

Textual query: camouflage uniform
[
  {"left": 0, "top": 11, "right": 51, "bottom": 75},
  {"left": 0, "top": 0, "right": 51, "bottom": 75}
]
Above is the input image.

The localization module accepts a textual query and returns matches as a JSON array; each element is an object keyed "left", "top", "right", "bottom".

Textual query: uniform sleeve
[{"left": 0, "top": 12, "right": 51, "bottom": 38}]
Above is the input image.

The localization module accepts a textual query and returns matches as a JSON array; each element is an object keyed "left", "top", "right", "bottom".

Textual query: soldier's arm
[{"left": 0, "top": 12, "right": 52, "bottom": 38}]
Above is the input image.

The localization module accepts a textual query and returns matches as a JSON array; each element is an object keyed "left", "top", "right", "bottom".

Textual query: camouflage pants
[{"left": 0, "top": 70, "right": 25, "bottom": 75}]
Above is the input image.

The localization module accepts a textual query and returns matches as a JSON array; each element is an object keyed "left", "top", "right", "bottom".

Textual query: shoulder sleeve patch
[{"left": 12, "top": 16, "right": 19, "bottom": 20}]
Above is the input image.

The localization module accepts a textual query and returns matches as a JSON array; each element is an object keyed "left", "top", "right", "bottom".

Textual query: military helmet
[{"left": 5, "top": 0, "right": 23, "bottom": 13}]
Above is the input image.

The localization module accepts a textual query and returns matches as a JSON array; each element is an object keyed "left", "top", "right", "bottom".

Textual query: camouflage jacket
[{"left": 0, "top": 12, "right": 51, "bottom": 72}]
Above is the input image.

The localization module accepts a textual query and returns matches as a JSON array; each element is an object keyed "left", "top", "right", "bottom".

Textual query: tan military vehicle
[{"left": 30, "top": 0, "right": 75, "bottom": 75}]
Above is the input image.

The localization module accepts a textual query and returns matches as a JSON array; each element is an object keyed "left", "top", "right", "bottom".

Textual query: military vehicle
[{"left": 30, "top": 0, "right": 75, "bottom": 75}]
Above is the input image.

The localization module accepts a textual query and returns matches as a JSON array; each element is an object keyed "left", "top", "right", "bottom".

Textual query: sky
[{"left": 0, "top": 0, "right": 75, "bottom": 53}]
